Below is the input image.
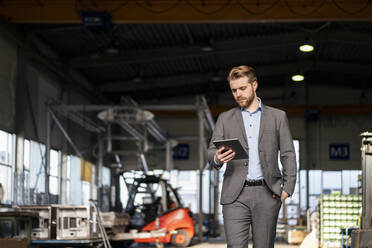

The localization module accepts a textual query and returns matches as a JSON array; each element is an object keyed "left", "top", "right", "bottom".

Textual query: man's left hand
[{"left": 280, "top": 190, "right": 289, "bottom": 203}]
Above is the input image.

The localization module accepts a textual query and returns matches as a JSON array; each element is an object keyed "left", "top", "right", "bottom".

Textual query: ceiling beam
[
  {"left": 104, "top": 80, "right": 372, "bottom": 103},
  {"left": 69, "top": 31, "right": 372, "bottom": 69},
  {"left": 97, "top": 60, "right": 372, "bottom": 93},
  {"left": 27, "top": 32, "right": 95, "bottom": 91},
  {"left": 69, "top": 32, "right": 305, "bottom": 68},
  {"left": 213, "top": 104, "right": 372, "bottom": 116},
  {"left": 153, "top": 104, "right": 372, "bottom": 117},
  {"left": 1, "top": 1, "right": 372, "bottom": 23},
  {"left": 143, "top": 104, "right": 372, "bottom": 118}
]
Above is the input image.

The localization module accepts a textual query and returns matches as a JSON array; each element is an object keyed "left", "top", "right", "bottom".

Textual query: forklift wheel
[{"left": 171, "top": 229, "right": 191, "bottom": 247}]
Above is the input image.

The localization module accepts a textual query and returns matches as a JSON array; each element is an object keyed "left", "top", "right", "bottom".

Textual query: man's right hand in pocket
[{"left": 216, "top": 146, "right": 235, "bottom": 164}]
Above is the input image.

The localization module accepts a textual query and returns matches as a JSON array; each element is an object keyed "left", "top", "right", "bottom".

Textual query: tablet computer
[{"left": 212, "top": 138, "right": 248, "bottom": 160}]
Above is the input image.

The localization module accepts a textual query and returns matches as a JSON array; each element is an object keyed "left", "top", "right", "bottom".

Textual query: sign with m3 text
[{"left": 329, "top": 144, "right": 349, "bottom": 160}]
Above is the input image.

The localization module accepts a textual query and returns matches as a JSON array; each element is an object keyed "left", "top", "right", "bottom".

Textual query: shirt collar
[{"left": 241, "top": 97, "right": 262, "bottom": 113}]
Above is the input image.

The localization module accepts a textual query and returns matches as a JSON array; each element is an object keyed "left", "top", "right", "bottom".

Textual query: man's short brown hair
[{"left": 227, "top": 65, "right": 257, "bottom": 82}]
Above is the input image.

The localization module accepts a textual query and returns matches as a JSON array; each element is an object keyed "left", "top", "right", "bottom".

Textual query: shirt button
[
  {"left": 244, "top": 162, "right": 248, "bottom": 166},
  {"left": 250, "top": 125, "right": 252, "bottom": 127},
  {"left": 249, "top": 136, "right": 252, "bottom": 138}
]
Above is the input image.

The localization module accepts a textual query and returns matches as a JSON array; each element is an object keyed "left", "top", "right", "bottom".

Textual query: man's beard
[{"left": 237, "top": 94, "right": 254, "bottom": 108}]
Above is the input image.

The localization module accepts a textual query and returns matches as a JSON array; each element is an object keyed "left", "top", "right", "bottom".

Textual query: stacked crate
[
  {"left": 276, "top": 221, "right": 287, "bottom": 240},
  {"left": 320, "top": 194, "right": 361, "bottom": 248}
]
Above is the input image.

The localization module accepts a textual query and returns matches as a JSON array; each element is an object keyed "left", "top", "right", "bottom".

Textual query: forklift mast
[
  {"left": 125, "top": 175, "right": 182, "bottom": 219},
  {"left": 361, "top": 132, "right": 372, "bottom": 229},
  {"left": 351, "top": 132, "right": 372, "bottom": 248}
]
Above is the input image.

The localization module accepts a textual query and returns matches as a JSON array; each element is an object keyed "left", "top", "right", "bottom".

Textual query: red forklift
[{"left": 113, "top": 174, "right": 194, "bottom": 247}]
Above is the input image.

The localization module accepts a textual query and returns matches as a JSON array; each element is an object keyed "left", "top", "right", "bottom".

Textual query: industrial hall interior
[{"left": 1, "top": 1, "right": 372, "bottom": 248}]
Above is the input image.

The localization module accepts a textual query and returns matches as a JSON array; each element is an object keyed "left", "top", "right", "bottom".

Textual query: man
[{"left": 207, "top": 65, "right": 297, "bottom": 248}]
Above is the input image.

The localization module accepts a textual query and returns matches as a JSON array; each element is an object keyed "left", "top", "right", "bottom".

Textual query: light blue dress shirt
[
  {"left": 214, "top": 99, "right": 264, "bottom": 180},
  {"left": 242, "top": 98, "right": 264, "bottom": 180}
]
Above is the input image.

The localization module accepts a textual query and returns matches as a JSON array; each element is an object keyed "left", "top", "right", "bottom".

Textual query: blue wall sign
[
  {"left": 329, "top": 144, "right": 349, "bottom": 160},
  {"left": 173, "top": 144, "right": 190, "bottom": 160}
]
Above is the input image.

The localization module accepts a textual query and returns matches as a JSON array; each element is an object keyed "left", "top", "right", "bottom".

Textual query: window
[
  {"left": 67, "top": 155, "right": 82, "bottom": 205},
  {"left": 23, "top": 139, "right": 31, "bottom": 204},
  {"left": 102, "top": 167, "right": 111, "bottom": 186},
  {"left": 0, "top": 130, "right": 15, "bottom": 204},
  {"left": 67, "top": 155, "right": 93, "bottom": 205},
  {"left": 299, "top": 170, "right": 307, "bottom": 214},
  {"left": 304, "top": 170, "right": 361, "bottom": 213},
  {"left": 81, "top": 181, "right": 90, "bottom": 205},
  {"left": 279, "top": 140, "right": 300, "bottom": 225},
  {"left": 66, "top": 155, "right": 71, "bottom": 204},
  {"left": 49, "top": 149, "right": 60, "bottom": 196},
  {"left": 308, "top": 170, "right": 322, "bottom": 212},
  {"left": 172, "top": 170, "right": 198, "bottom": 213},
  {"left": 23, "top": 139, "right": 62, "bottom": 204},
  {"left": 120, "top": 175, "right": 128, "bottom": 209},
  {"left": 323, "top": 171, "right": 342, "bottom": 193},
  {"left": 120, "top": 169, "right": 206, "bottom": 215},
  {"left": 342, "top": 170, "right": 361, "bottom": 195},
  {"left": 309, "top": 170, "right": 322, "bottom": 195},
  {"left": 28, "top": 140, "right": 46, "bottom": 194}
]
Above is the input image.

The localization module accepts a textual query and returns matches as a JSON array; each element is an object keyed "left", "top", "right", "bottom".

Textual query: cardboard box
[{"left": 288, "top": 230, "right": 308, "bottom": 245}]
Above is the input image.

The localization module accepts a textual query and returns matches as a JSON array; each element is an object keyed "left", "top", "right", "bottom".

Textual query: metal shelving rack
[{"left": 319, "top": 194, "right": 361, "bottom": 248}]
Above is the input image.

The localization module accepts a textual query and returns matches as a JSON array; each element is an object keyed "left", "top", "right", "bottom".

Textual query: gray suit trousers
[{"left": 223, "top": 185, "right": 282, "bottom": 248}]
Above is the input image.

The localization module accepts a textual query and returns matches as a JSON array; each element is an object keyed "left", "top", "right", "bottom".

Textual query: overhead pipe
[
  {"left": 200, "top": 95, "right": 215, "bottom": 130},
  {"left": 117, "top": 121, "right": 144, "bottom": 141},
  {"left": 49, "top": 109, "right": 83, "bottom": 158}
]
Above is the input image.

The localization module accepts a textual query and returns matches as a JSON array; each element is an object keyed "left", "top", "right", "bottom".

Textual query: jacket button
[{"left": 244, "top": 162, "right": 248, "bottom": 166}]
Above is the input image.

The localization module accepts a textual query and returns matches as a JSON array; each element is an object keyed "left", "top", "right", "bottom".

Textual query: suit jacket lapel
[
  {"left": 258, "top": 104, "right": 267, "bottom": 144},
  {"left": 233, "top": 107, "right": 248, "bottom": 149}
]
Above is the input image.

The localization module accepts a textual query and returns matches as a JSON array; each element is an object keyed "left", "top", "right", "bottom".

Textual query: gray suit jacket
[{"left": 207, "top": 104, "right": 297, "bottom": 205}]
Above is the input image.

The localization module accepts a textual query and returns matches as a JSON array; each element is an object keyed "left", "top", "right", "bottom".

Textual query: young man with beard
[{"left": 208, "top": 65, "right": 297, "bottom": 248}]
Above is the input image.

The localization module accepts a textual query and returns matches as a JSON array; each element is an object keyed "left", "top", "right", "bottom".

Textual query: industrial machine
[
  {"left": 16, "top": 204, "right": 103, "bottom": 247},
  {"left": 20, "top": 205, "right": 100, "bottom": 241},
  {"left": 0, "top": 208, "right": 39, "bottom": 248},
  {"left": 351, "top": 132, "right": 372, "bottom": 248},
  {"left": 111, "top": 175, "right": 195, "bottom": 247}
]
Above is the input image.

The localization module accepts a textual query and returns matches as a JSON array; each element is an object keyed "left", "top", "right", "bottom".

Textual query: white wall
[{"left": 306, "top": 115, "right": 370, "bottom": 170}]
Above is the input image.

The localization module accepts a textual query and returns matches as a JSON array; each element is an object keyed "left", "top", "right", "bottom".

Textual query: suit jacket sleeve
[
  {"left": 208, "top": 114, "right": 224, "bottom": 170},
  {"left": 279, "top": 112, "right": 297, "bottom": 196}
]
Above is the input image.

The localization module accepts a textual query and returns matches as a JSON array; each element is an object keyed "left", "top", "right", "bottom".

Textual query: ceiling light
[
  {"left": 299, "top": 44, "right": 314, "bottom": 53},
  {"left": 132, "top": 77, "right": 142, "bottom": 83},
  {"left": 201, "top": 45, "right": 214, "bottom": 52},
  {"left": 292, "top": 74, "right": 305, "bottom": 82},
  {"left": 105, "top": 46, "right": 119, "bottom": 54},
  {"left": 201, "top": 41, "right": 214, "bottom": 52},
  {"left": 211, "top": 75, "right": 221, "bottom": 82}
]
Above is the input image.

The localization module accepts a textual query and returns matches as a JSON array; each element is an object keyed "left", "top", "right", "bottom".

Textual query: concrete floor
[
  {"left": 132, "top": 238, "right": 300, "bottom": 248},
  {"left": 191, "top": 242, "right": 299, "bottom": 248},
  {"left": 190, "top": 239, "right": 299, "bottom": 248}
]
